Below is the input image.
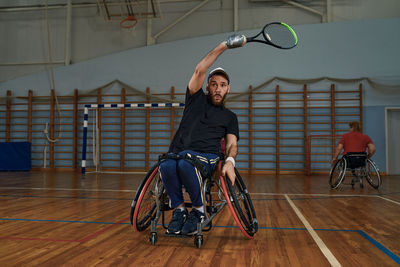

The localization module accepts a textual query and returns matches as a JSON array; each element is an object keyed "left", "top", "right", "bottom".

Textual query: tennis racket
[{"left": 245, "top": 22, "right": 298, "bottom": 49}]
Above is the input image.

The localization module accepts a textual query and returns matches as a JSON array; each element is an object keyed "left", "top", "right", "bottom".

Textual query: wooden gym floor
[{"left": 0, "top": 171, "right": 399, "bottom": 266}]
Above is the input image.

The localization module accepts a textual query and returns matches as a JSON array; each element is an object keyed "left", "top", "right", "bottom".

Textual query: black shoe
[
  {"left": 167, "top": 208, "right": 187, "bottom": 234},
  {"left": 181, "top": 209, "right": 205, "bottom": 236}
]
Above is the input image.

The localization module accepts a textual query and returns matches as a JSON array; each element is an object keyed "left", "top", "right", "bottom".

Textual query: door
[{"left": 386, "top": 108, "right": 400, "bottom": 175}]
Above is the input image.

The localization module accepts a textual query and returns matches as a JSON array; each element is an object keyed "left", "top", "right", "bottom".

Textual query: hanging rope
[
  {"left": 93, "top": 109, "right": 99, "bottom": 170},
  {"left": 44, "top": 0, "right": 62, "bottom": 144}
]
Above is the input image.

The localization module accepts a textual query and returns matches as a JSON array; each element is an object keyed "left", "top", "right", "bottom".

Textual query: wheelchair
[
  {"left": 129, "top": 153, "right": 258, "bottom": 248},
  {"left": 329, "top": 152, "right": 381, "bottom": 190}
]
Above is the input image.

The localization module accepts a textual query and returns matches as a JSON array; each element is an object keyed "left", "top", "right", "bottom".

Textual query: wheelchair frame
[
  {"left": 329, "top": 153, "right": 381, "bottom": 190},
  {"left": 129, "top": 153, "right": 258, "bottom": 248}
]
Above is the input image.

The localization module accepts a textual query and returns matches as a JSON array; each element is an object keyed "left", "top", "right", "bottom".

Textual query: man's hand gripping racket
[{"left": 225, "top": 22, "right": 298, "bottom": 50}]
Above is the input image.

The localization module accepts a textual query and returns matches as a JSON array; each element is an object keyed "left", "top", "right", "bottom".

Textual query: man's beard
[{"left": 208, "top": 93, "right": 227, "bottom": 106}]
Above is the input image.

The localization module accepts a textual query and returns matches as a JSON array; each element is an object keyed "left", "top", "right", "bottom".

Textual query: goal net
[{"left": 307, "top": 135, "right": 342, "bottom": 175}]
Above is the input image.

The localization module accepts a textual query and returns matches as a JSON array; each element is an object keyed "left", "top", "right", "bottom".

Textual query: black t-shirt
[{"left": 168, "top": 88, "right": 239, "bottom": 155}]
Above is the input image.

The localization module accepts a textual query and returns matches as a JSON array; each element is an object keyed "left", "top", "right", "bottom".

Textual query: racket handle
[
  {"left": 244, "top": 36, "right": 253, "bottom": 42},
  {"left": 225, "top": 34, "right": 246, "bottom": 48}
]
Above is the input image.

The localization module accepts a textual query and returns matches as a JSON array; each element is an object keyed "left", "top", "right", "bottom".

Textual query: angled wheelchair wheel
[
  {"left": 329, "top": 159, "right": 346, "bottom": 189},
  {"left": 130, "top": 164, "right": 162, "bottom": 231},
  {"left": 220, "top": 167, "right": 258, "bottom": 238},
  {"left": 364, "top": 159, "right": 381, "bottom": 189}
]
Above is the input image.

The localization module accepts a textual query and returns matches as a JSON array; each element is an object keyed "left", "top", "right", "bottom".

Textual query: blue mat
[{"left": 0, "top": 142, "right": 31, "bottom": 171}]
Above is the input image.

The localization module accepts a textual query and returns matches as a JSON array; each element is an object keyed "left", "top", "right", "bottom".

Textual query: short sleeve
[
  {"left": 185, "top": 86, "right": 203, "bottom": 105},
  {"left": 339, "top": 135, "right": 345, "bottom": 145},
  {"left": 227, "top": 112, "right": 240, "bottom": 141},
  {"left": 365, "top": 134, "right": 373, "bottom": 145}
]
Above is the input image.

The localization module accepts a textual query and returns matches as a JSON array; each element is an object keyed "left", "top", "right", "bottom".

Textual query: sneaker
[
  {"left": 167, "top": 208, "right": 187, "bottom": 234},
  {"left": 181, "top": 209, "right": 205, "bottom": 236}
]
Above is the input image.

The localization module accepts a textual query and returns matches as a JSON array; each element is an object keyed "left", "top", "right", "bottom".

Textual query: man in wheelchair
[
  {"left": 159, "top": 37, "right": 246, "bottom": 235},
  {"left": 332, "top": 121, "right": 376, "bottom": 185}
]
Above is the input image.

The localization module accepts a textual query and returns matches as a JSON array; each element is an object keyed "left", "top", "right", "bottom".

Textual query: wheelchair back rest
[{"left": 345, "top": 153, "right": 367, "bottom": 169}]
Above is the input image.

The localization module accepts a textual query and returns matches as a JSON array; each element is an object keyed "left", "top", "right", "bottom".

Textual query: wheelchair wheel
[
  {"left": 329, "top": 159, "right": 346, "bottom": 189},
  {"left": 130, "top": 164, "right": 162, "bottom": 231},
  {"left": 364, "top": 159, "right": 381, "bottom": 189},
  {"left": 220, "top": 167, "right": 258, "bottom": 238}
]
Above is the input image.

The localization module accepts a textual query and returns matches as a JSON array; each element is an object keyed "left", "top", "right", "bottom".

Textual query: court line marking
[
  {"left": 0, "top": 218, "right": 120, "bottom": 224},
  {"left": 356, "top": 230, "right": 400, "bottom": 264},
  {"left": 1, "top": 193, "right": 397, "bottom": 207},
  {"left": 78, "top": 216, "right": 129, "bottom": 242},
  {"left": 251, "top": 192, "right": 378, "bottom": 197},
  {"left": 0, "top": 187, "right": 136, "bottom": 193},
  {"left": 0, "top": 193, "right": 363, "bottom": 203},
  {"left": 1, "top": 217, "right": 399, "bottom": 264},
  {"left": 284, "top": 194, "right": 342, "bottom": 267},
  {"left": 0, "top": 187, "right": 386, "bottom": 197},
  {"left": 0, "top": 236, "right": 80, "bottom": 243},
  {"left": 0, "top": 216, "right": 129, "bottom": 243},
  {"left": 1, "top": 186, "right": 399, "bottom": 197},
  {"left": 376, "top": 196, "right": 400, "bottom": 206},
  {"left": 251, "top": 193, "right": 400, "bottom": 206},
  {"left": 2, "top": 187, "right": 399, "bottom": 208},
  {"left": 0, "top": 194, "right": 132, "bottom": 201}
]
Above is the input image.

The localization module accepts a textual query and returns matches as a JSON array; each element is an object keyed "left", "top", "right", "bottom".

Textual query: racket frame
[{"left": 246, "top": 22, "right": 298, "bottom": 49}]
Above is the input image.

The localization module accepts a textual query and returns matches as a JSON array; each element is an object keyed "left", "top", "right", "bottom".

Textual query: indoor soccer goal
[
  {"left": 307, "top": 134, "right": 342, "bottom": 175},
  {"left": 81, "top": 102, "right": 184, "bottom": 174}
]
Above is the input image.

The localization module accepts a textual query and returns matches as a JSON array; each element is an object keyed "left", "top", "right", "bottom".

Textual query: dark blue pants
[{"left": 159, "top": 150, "right": 219, "bottom": 209}]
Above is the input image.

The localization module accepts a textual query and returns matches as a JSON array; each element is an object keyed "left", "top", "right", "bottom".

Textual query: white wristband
[{"left": 225, "top": 156, "right": 235, "bottom": 167}]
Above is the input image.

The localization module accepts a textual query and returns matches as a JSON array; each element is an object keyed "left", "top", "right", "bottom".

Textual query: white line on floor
[
  {"left": 1, "top": 187, "right": 398, "bottom": 205},
  {"left": 251, "top": 192, "right": 377, "bottom": 197},
  {"left": 285, "top": 194, "right": 342, "bottom": 267},
  {"left": 376, "top": 195, "right": 400, "bottom": 205}
]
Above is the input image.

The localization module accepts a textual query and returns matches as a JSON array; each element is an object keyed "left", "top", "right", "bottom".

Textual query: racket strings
[{"left": 264, "top": 24, "right": 297, "bottom": 49}]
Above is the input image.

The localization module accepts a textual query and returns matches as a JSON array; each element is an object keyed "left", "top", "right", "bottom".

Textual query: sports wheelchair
[
  {"left": 329, "top": 152, "right": 381, "bottom": 189},
  {"left": 129, "top": 152, "right": 258, "bottom": 248}
]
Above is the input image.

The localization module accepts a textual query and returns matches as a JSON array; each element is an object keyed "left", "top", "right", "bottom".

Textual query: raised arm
[
  {"left": 188, "top": 42, "right": 228, "bottom": 95},
  {"left": 188, "top": 34, "right": 246, "bottom": 95}
]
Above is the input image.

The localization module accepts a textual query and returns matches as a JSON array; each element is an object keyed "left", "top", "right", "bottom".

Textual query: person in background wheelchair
[
  {"left": 160, "top": 36, "right": 246, "bottom": 235},
  {"left": 332, "top": 121, "right": 376, "bottom": 186}
]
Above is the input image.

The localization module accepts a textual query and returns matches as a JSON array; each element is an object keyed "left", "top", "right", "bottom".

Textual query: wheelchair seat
[{"left": 344, "top": 152, "right": 367, "bottom": 169}]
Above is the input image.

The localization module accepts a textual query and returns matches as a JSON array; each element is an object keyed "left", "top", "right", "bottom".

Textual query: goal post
[
  {"left": 307, "top": 134, "right": 342, "bottom": 175},
  {"left": 81, "top": 102, "right": 185, "bottom": 174}
]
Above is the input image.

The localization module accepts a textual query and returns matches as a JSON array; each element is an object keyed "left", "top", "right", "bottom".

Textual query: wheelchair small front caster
[
  {"left": 150, "top": 232, "right": 157, "bottom": 246},
  {"left": 194, "top": 235, "right": 203, "bottom": 248},
  {"left": 351, "top": 179, "right": 355, "bottom": 189}
]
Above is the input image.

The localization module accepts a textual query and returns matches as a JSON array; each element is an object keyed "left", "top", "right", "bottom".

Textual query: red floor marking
[
  {"left": 0, "top": 236, "right": 80, "bottom": 243},
  {"left": 78, "top": 216, "right": 130, "bottom": 242}
]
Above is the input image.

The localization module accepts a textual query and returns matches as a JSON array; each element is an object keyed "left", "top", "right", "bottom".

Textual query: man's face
[{"left": 206, "top": 75, "right": 230, "bottom": 106}]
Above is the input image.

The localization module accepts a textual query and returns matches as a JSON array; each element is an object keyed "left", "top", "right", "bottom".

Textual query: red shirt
[{"left": 339, "top": 131, "right": 373, "bottom": 155}]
